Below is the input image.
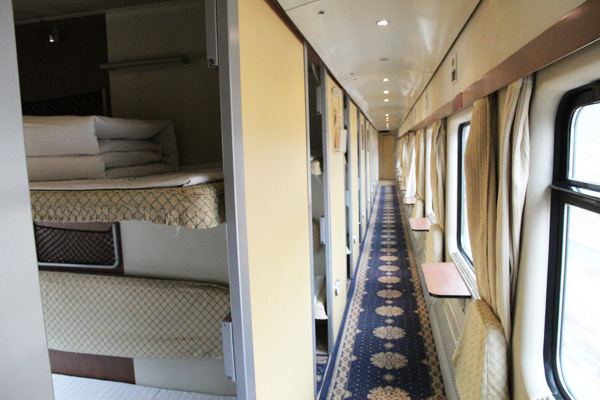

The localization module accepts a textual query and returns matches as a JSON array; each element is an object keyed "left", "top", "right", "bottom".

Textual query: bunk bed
[
  {"left": 23, "top": 91, "right": 234, "bottom": 397},
  {"left": 25, "top": 114, "right": 225, "bottom": 230},
  {"left": 40, "top": 271, "right": 235, "bottom": 400},
  {"left": 23, "top": 91, "right": 227, "bottom": 279}
]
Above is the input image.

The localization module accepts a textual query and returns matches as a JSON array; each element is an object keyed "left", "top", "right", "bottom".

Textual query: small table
[
  {"left": 403, "top": 197, "right": 416, "bottom": 205},
  {"left": 421, "top": 262, "right": 471, "bottom": 298},
  {"left": 409, "top": 217, "right": 431, "bottom": 231}
]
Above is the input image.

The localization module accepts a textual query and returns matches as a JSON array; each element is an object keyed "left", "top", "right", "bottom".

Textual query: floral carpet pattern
[
  {"left": 319, "top": 184, "right": 445, "bottom": 399},
  {"left": 316, "top": 353, "right": 329, "bottom": 393}
]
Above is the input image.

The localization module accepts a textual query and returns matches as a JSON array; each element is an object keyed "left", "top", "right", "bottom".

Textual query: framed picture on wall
[{"left": 332, "top": 87, "right": 345, "bottom": 153}]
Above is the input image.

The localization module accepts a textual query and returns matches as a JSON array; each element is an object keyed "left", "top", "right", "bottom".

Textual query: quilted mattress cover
[{"left": 30, "top": 180, "right": 225, "bottom": 229}]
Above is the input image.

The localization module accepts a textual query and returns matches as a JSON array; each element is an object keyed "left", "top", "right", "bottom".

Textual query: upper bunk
[{"left": 23, "top": 91, "right": 225, "bottom": 230}]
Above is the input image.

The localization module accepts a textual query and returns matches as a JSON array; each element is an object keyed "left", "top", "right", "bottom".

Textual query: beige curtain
[
  {"left": 430, "top": 120, "right": 446, "bottom": 230},
  {"left": 495, "top": 75, "right": 533, "bottom": 340},
  {"left": 465, "top": 95, "right": 498, "bottom": 312},
  {"left": 405, "top": 133, "right": 417, "bottom": 198},
  {"left": 414, "top": 128, "right": 425, "bottom": 201},
  {"left": 454, "top": 77, "right": 533, "bottom": 400},
  {"left": 396, "top": 136, "right": 404, "bottom": 179}
]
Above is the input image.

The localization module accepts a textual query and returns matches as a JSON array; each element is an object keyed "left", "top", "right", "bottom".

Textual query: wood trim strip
[
  {"left": 407, "top": 0, "right": 600, "bottom": 133},
  {"left": 49, "top": 350, "right": 135, "bottom": 383}
]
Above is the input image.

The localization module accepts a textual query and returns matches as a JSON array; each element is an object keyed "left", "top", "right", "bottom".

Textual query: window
[
  {"left": 546, "top": 82, "right": 600, "bottom": 400},
  {"left": 456, "top": 122, "right": 473, "bottom": 265}
]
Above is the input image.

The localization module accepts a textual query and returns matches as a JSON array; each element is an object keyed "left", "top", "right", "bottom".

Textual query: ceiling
[
  {"left": 11, "top": 0, "right": 479, "bottom": 131},
  {"left": 278, "top": 0, "right": 480, "bottom": 130}
]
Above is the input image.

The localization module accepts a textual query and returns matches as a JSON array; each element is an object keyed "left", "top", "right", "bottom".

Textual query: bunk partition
[
  {"left": 322, "top": 73, "right": 349, "bottom": 348},
  {"left": 348, "top": 102, "right": 360, "bottom": 275},
  {"left": 359, "top": 113, "right": 367, "bottom": 239},
  {"left": 230, "top": 0, "right": 314, "bottom": 398}
]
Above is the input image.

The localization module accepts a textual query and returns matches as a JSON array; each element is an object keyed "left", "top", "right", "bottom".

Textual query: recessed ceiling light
[
  {"left": 377, "top": 20, "right": 388, "bottom": 26},
  {"left": 380, "top": 58, "right": 389, "bottom": 62},
  {"left": 385, "top": 114, "right": 389, "bottom": 116},
  {"left": 384, "top": 99, "right": 389, "bottom": 102},
  {"left": 383, "top": 90, "right": 389, "bottom": 94},
  {"left": 383, "top": 78, "right": 389, "bottom": 82}
]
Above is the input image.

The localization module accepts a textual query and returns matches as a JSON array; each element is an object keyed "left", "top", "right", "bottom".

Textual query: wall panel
[
  {"left": 107, "top": 2, "right": 222, "bottom": 165},
  {"left": 0, "top": 1, "right": 54, "bottom": 398},
  {"left": 237, "top": 0, "right": 313, "bottom": 397},
  {"left": 325, "top": 75, "right": 348, "bottom": 343},
  {"left": 349, "top": 102, "right": 360, "bottom": 269}
]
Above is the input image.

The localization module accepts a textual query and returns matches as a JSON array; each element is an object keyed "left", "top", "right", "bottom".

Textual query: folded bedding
[
  {"left": 27, "top": 156, "right": 106, "bottom": 182},
  {"left": 99, "top": 139, "right": 162, "bottom": 154},
  {"left": 23, "top": 115, "right": 180, "bottom": 182},
  {"left": 23, "top": 116, "right": 100, "bottom": 156},
  {"left": 105, "top": 163, "right": 174, "bottom": 179},
  {"left": 30, "top": 168, "right": 223, "bottom": 190},
  {"left": 101, "top": 151, "right": 161, "bottom": 168}
]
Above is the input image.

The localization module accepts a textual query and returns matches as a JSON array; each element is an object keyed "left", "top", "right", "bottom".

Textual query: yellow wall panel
[
  {"left": 359, "top": 113, "right": 367, "bottom": 238},
  {"left": 326, "top": 74, "right": 348, "bottom": 342},
  {"left": 349, "top": 102, "right": 360, "bottom": 265},
  {"left": 238, "top": 0, "right": 313, "bottom": 398}
]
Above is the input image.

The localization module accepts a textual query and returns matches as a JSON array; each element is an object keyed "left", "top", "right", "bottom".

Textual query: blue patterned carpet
[
  {"left": 319, "top": 184, "right": 445, "bottom": 399},
  {"left": 316, "top": 353, "right": 329, "bottom": 393}
]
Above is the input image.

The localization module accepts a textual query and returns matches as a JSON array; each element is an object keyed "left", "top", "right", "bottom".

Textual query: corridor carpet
[
  {"left": 316, "top": 353, "right": 329, "bottom": 393},
  {"left": 319, "top": 184, "right": 445, "bottom": 399}
]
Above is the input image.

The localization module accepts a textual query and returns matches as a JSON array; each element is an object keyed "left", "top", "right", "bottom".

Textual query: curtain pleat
[
  {"left": 414, "top": 129, "right": 425, "bottom": 201},
  {"left": 405, "top": 133, "right": 417, "bottom": 198},
  {"left": 430, "top": 120, "right": 446, "bottom": 231},
  {"left": 455, "top": 76, "right": 533, "bottom": 400},
  {"left": 465, "top": 95, "right": 498, "bottom": 309},
  {"left": 495, "top": 75, "right": 533, "bottom": 340}
]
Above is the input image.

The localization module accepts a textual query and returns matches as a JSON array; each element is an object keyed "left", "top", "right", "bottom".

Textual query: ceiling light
[
  {"left": 377, "top": 20, "right": 388, "bottom": 26},
  {"left": 383, "top": 78, "right": 389, "bottom": 82},
  {"left": 384, "top": 99, "right": 389, "bottom": 102},
  {"left": 318, "top": 10, "right": 325, "bottom": 15},
  {"left": 380, "top": 58, "right": 389, "bottom": 62},
  {"left": 385, "top": 114, "right": 389, "bottom": 116},
  {"left": 383, "top": 90, "right": 389, "bottom": 94}
]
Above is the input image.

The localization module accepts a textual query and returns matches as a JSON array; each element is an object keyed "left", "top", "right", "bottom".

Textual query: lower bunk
[
  {"left": 52, "top": 374, "right": 236, "bottom": 400},
  {"left": 39, "top": 270, "right": 236, "bottom": 398}
]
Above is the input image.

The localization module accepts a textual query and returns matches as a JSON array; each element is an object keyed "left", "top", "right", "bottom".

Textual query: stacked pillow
[{"left": 23, "top": 116, "right": 179, "bottom": 182}]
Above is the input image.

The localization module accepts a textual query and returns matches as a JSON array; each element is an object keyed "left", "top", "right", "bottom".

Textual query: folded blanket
[
  {"left": 99, "top": 139, "right": 162, "bottom": 154},
  {"left": 105, "top": 163, "right": 173, "bottom": 179},
  {"left": 101, "top": 151, "right": 162, "bottom": 169},
  {"left": 23, "top": 116, "right": 99, "bottom": 156},
  {"left": 27, "top": 156, "right": 106, "bottom": 182},
  {"left": 94, "top": 116, "right": 170, "bottom": 140},
  {"left": 24, "top": 115, "right": 180, "bottom": 181}
]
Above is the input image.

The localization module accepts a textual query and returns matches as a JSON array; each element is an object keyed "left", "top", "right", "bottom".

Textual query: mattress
[
  {"left": 30, "top": 177, "right": 225, "bottom": 230},
  {"left": 40, "top": 271, "right": 230, "bottom": 359},
  {"left": 52, "top": 374, "right": 236, "bottom": 400}
]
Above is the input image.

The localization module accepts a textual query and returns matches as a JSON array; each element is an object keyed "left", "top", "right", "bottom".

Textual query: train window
[
  {"left": 546, "top": 83, "right": 600, "bottom": 400},
  {"left": 456, "top": 122, "right": 473, "bottom": 266},
  {"left": 568, "top": 103, "right": 600, "bottom": 185}
]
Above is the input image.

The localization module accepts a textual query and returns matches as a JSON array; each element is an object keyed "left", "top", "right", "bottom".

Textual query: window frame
[
  {"left": 545, "top": 80, "right": 600, "bottom": 400},
  {"left": 456, "top": 121, "right": 473, "bottom": 267}
]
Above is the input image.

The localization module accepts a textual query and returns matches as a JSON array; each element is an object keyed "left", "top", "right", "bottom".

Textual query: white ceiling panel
[{"left": 282, "top": 0, "right": 480, "bottom": 130}]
